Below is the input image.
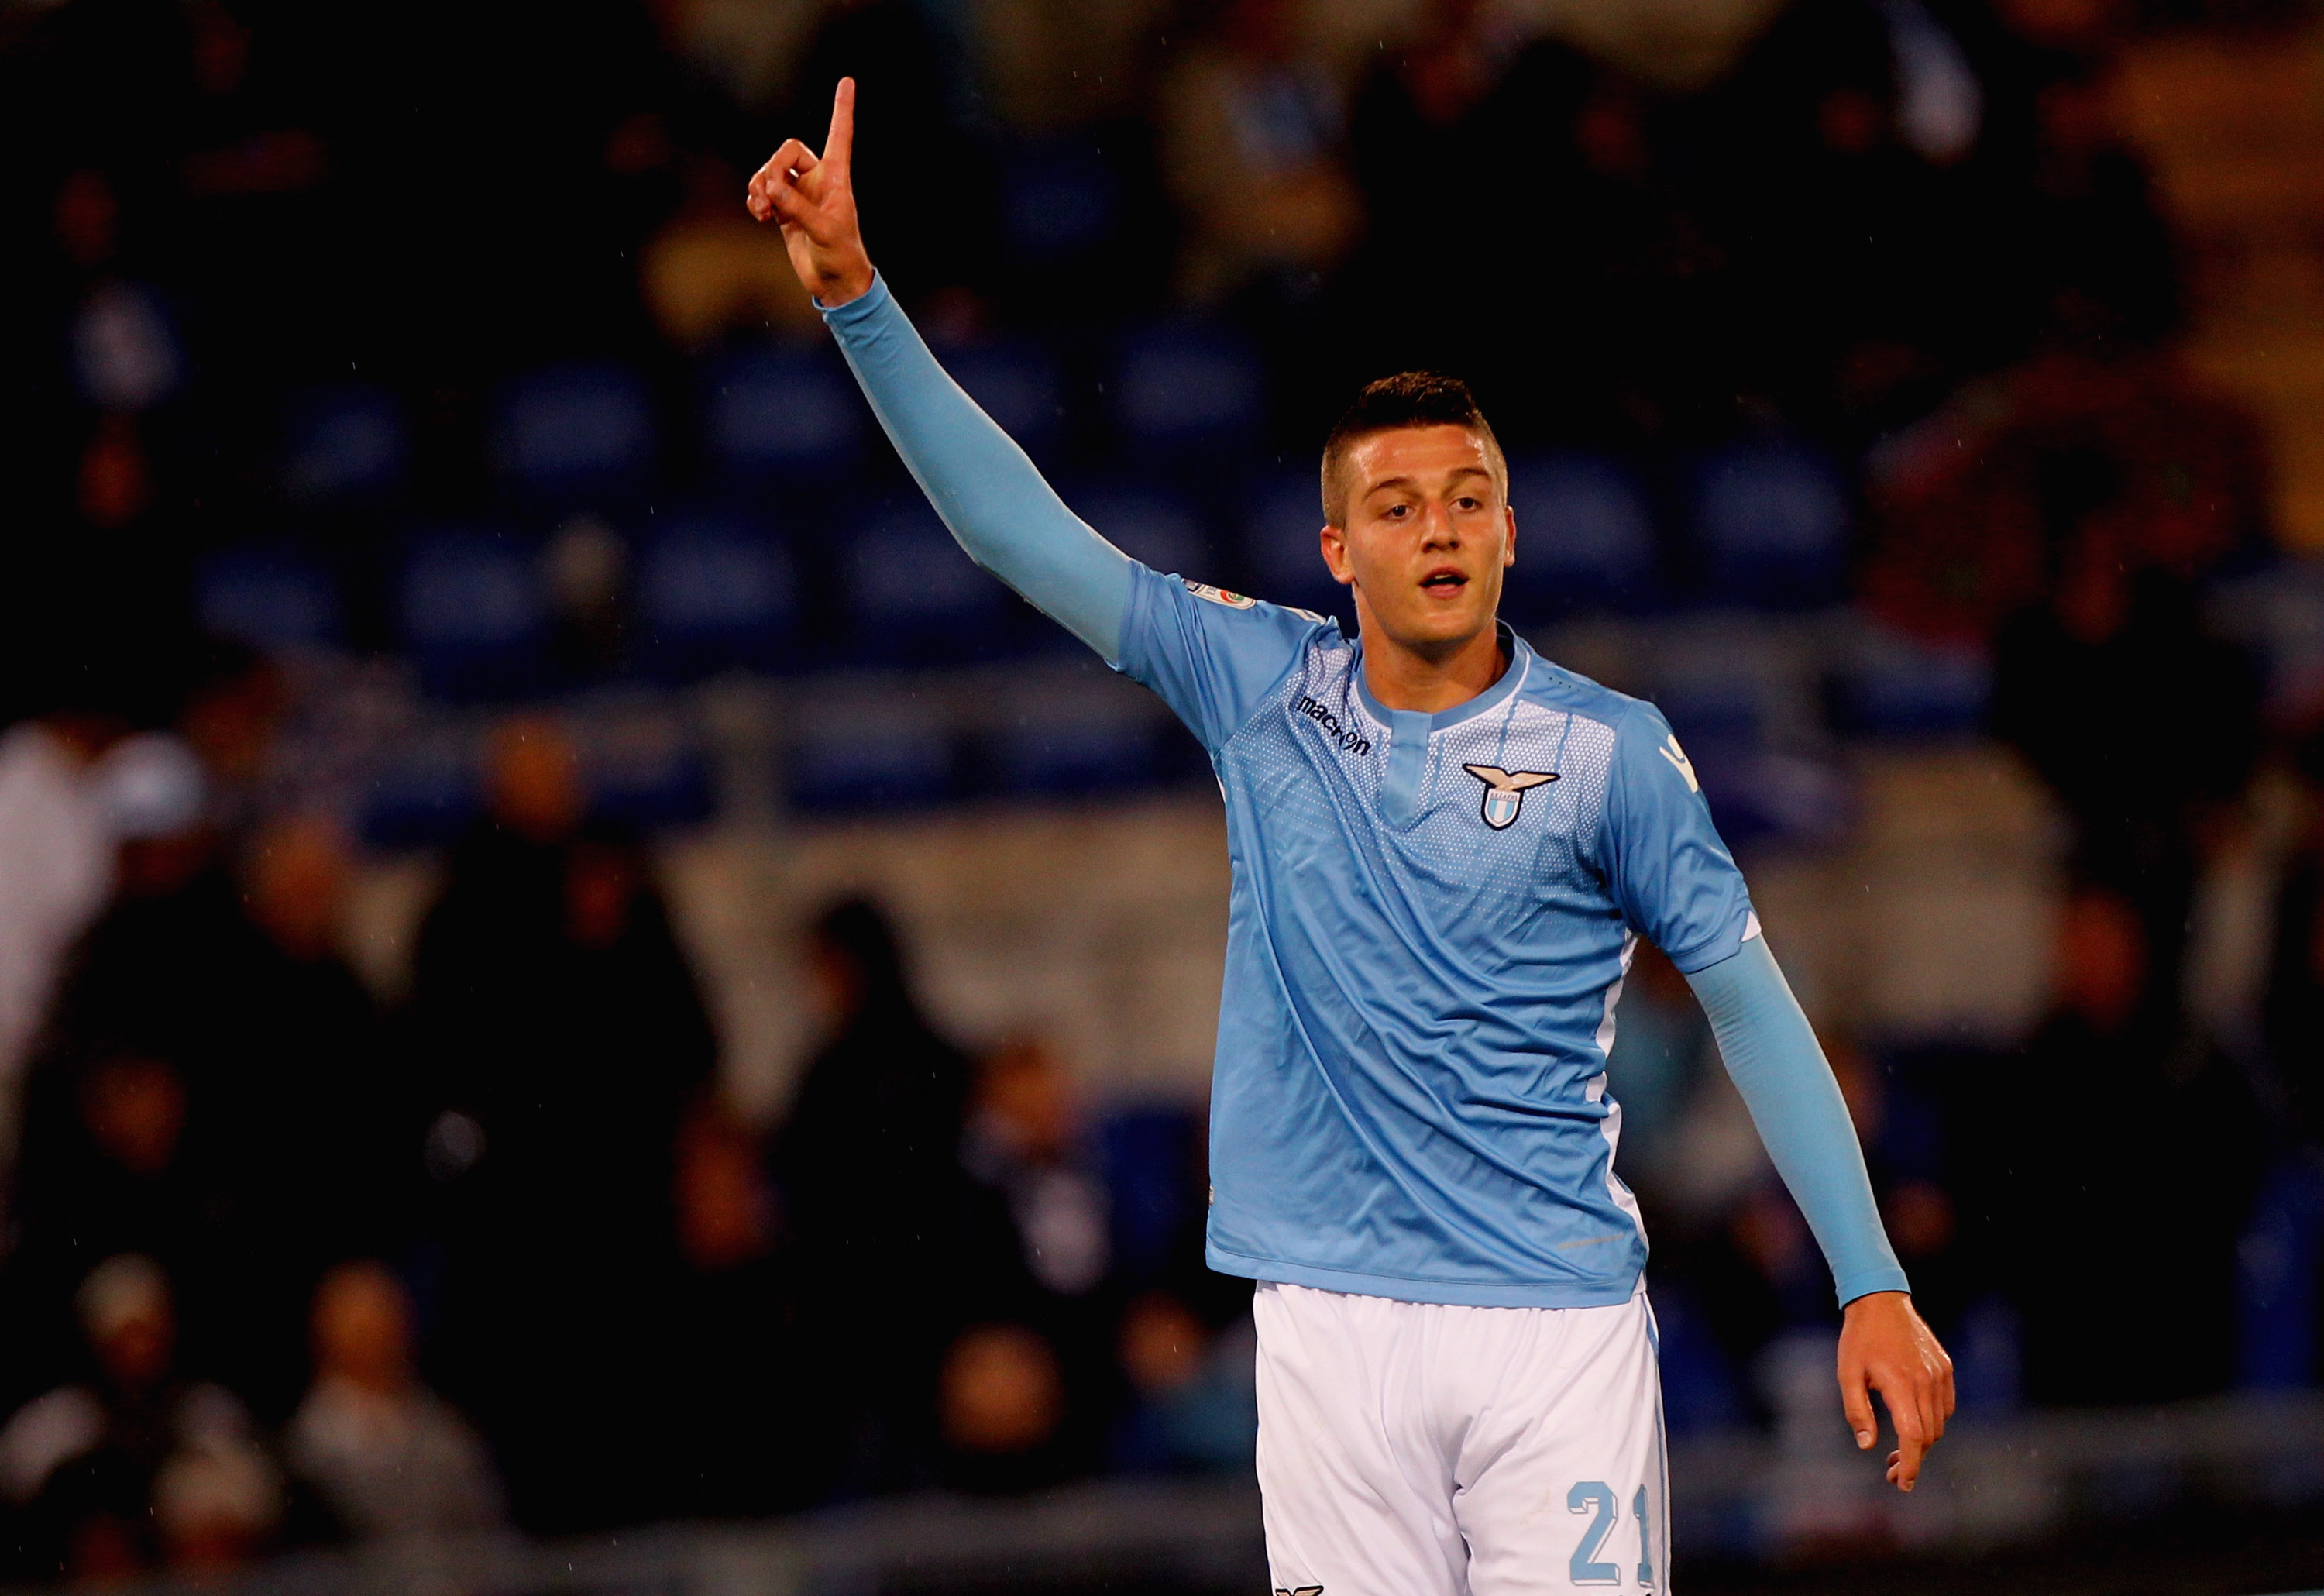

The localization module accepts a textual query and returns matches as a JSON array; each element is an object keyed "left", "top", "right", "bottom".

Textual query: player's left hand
[{"left": 1837, "top": 1290, "right": 1954, "bottom": 1492}]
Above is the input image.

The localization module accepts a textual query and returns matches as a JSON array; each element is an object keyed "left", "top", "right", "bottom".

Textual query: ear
[
  {"left": 1318, "top": 522, "right": 1356, "bottom": 587},
  {"left": 1502, "top": 504, "right": 1517, "bottom": 568}
]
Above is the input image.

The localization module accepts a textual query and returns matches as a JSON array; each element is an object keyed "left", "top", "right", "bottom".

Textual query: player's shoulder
[
  {"left": 1139, "top": 564, "right": 1344, "bottom": 645},
  {"left": 1511, "top": 646, "right": 1659, "bottom": 741}
]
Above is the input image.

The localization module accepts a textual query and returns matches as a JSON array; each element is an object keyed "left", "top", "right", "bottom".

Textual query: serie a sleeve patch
[{"left": 1182, "top": 578, "right": 1257, "bottom": 609}]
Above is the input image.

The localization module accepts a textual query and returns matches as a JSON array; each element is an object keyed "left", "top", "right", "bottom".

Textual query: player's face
[{"left": 1320, "top": 425, "right": 1514, "bottom": 657}]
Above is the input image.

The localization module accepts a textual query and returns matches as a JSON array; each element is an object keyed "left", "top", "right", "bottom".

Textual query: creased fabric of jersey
[{"left": 820, "top": 274, "right": 1908, "bottom": 1310}]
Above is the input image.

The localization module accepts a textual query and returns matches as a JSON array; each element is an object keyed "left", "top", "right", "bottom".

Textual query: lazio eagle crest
[{"left": 1462, "top": 764, "right": 1559, "bottom": 829}]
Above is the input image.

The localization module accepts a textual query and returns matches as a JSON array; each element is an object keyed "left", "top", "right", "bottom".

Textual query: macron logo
[
  {"left": 1297, "top": 696, "right": 1371, "bottom": 756},
  {"left": 1658, "top": 734, "right": 1698, "bottom": 793}
]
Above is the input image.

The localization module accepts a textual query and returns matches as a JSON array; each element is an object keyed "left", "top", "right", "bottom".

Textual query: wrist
[{"left": 819, "top": 257, "right": 876, "bottom": 308}]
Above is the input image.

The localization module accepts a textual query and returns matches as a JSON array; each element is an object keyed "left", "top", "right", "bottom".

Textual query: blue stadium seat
[
  {"left": 702, "top": 344, "right": 865, "bottom": 483},
  {"left": 400, "top": 528, "right": 548, "bottom": 700},
  {"left": 634, "top": 515, "right": 796, "bottom": 679},
  {"left": 1113, "top": 323, "right": 1265, "bottom": 454},
  {"left": 1241, "top": 470, "right": 1344, "bottom": 621},
  {"left": 846, "top": 502, "right": 1009, "bottom": 662},
  {"left": 1639, "top": 1282, "right": 1748, "bottom": 1434},
  {"left": 1645, "top": 625, "right": 1850, "bottom": 845},
  {"left": 1502, "top": 454, "right": 1658, "bottom": 617},
  {"left": 786, "top": 700, "right": 958, "bottom": 812},
  {"left": 986, "top": 689, "right": 1160, "bottom": 796},
  {"left": 280, "top": 383, "right": 404, "bottom": 506},
  {"left": 1099, "top": 1107, "right": 1205, "bottom": 1287},
  {"left": 943, "top": 339, "right": 1065, "bottom": 458},
  {"left": 1691, "top": 439, "right": 1851, "bottom": 607},
  {"left": 583, "top": 714, "right": 716, "bottom": 830},
  {"left": 1000, "top": 139, "right": 1120, "bottom": 265},
  {"left": 493, "top": 360, "right": 656, "bottom": 509},
  {"left": 195, "top": 546, "right": 341, "bottom": 651},
  {"left": 1071, "top": 483, "right": 1209, "bottom": 578},
  {"left": 359, "top": 731, "right": 480, "bottom": 850},
  {"left": 1832, "top": 618, "right": 1992, "bottom": 739}
]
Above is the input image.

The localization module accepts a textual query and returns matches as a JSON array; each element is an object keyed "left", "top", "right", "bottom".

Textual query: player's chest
[{"left": 1234, "top": 676, "right": 1612, "bottom": 896}]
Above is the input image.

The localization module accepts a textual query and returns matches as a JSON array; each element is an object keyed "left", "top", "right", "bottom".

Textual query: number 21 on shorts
[{"left": 1566, "top": 1481, "right": 1653, "bottom": 1587}]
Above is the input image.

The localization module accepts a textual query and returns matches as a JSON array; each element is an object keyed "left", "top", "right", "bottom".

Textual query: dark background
[{"left": 2, "top": 0, "right": 2323, "bottom": 1588}]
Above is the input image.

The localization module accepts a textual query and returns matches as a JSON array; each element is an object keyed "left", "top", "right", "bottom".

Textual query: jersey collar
[{"left": 1351, "top": 621, "right": 1532, "bottom": 736}]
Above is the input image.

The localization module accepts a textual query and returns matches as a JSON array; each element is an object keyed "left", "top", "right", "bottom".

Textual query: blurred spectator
[
  {"left": 2242, "top": 732, "right": 2324, "bottom": 1387},
  {"left": 174, "top": 643, "right": 286, "bottom": 836},
  {"left": 1714, "top": 0, "right": 1969, "bottom": 427},
  {"left": 413, "top": 716, "right": 716, "bottom": 1529},
  {"left": 1865, "top": 347, "right": 2264, "bottom": 641},
  {"left": 641, "top": 151, "right": 821, "bottom": 349},
  {"left": 39, "top": 732, "right": 225, "bottom": 1078},
  {"left": 1155, "top": 0, "right": 1360, "bottom": 305},
  {"left": 767, "top": 896, "right": 974, "bottom": 1495},
  {"left": 937, "top": 1322, "right": 1071, "bottom": 1492},
  {"left": 1992, "top": 529, "right": 2260, "bottom": 1020},
  {"left": 4, "top": 1041, "right": 214, "bottom": 1453},
  {"left": 2263, "top": 732, "right": 2324, "bottom": 1151},
  {"left": 286, "top": 1261, "right": 503, "bottom": 1543},
  {"left": 1110, "top": 1288, "right": 1257, "bottom": 1474},
  {"left": 27, "top": 802, "right": 393, "bottom": 1417},
  {"left": 5, "top": 997, "right": 217, "bottom": 1436},
  {"left": 0, "top": 1255, "right": 277, "bottom": 1583},
  {"left": 1343, "top": 0, "right": 1563, "bottom": 374},
  {"left": 964, "top": 1039, "right": 1111, "bottom": 1300},
  {"left": 959, "top": 1038, "right": 1118, "bottom": 1475},
  {"left": 407, "top": 716, "right": 586, "bottom": 1065},
  {"left": 2008, "top": 64, "right": 2178, "bottom": 355},
  {"left": 0, "top": 709, "right": 129, "bottom": 1155},
  {"left": 196, "top": 818, "right": 401, "bottom": 1410},
  {"left": 1984, "top": 886, "right": 2260, "bottom": 1403},
  {"left": 662, "top": 1099, "right": 801, "bottom": 1515},
  {"left": 791, "top": 0, "right": 995, "bottom": 306}
]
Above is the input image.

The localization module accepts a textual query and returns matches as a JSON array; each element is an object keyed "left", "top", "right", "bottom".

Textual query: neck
[{"left": 1360, "top": 620, "right": 1508, "bottom": 714}]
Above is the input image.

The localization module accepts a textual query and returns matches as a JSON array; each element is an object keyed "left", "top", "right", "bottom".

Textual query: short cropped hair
[{"left": 1319, "top": 372, "right": 1507, "bottom": 525}]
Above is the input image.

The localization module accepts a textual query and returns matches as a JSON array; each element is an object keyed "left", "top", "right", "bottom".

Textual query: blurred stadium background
[{"left": 4, "top": 0, "right": 2324, "bottom": 1588}]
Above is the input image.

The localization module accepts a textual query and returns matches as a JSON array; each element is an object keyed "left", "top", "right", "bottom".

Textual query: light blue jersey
[
  {"left": 1120, "top": 573, "right": 1748, "bottom": 1307},
  {"left": 820, "top": 274, "right": 1907, "bottom": 1312}
]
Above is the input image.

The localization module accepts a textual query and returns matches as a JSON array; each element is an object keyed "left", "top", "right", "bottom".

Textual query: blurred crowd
[
  {"left": 3, "top": 0, "right": 2324, "bottom": 1582},
  {"left": 0, "top": 0, "right": 2267, "bottom": 682},
  {"left": 0, "top": 699, "right": 1254, "bottom": 1582}
]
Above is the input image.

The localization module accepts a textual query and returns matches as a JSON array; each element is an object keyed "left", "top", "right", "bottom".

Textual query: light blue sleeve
[
  {"left": 1116, "top": 568, "right": 1330, "bottom": 753},
  {"left": 1687, "top": 934, "right": 1912, "bottom": 1308},
  {"left": 820, "top": 274, "right": 1133, "bottom": 662},
  {"left": 1599, "top": 700, "right": 1754, "bottom": 973}
]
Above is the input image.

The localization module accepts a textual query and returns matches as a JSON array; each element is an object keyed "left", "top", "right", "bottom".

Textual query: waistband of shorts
[{"left": 1209, "top": 1243, "right": 1642, "bottom": 1309}]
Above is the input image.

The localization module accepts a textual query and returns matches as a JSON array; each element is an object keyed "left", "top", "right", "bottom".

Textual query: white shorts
[{"left": 1253, "top": 1281, "right": 1669, "bottom": 1596}]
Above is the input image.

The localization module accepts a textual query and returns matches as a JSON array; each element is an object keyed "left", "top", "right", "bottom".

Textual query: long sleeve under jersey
[
  {"left": 823, "top": 274, "right": 1133, "bottom": 662},
  {"left": 822, "top": 272, "right": 1908, "bottom": 1310},
  {"left": 1687, "top": 934, "right": 1909, "bottom": 1305}
]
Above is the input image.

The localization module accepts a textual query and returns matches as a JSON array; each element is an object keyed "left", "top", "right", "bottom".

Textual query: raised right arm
[
  {"left": 820, "top": 279, "right": 1132, "bottom": 661},
  {"left": 748, "top": 79, "right": 1133, "bottom": 662}
]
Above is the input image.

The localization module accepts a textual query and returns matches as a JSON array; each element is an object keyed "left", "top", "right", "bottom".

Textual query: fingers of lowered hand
[
  {"left": 1872, "top": 1360, "right": 1941, "bottom": 1491},
  {"left": 1886, "top": 1418, "right": 1929, "bottom": 1491},
  {"left": 1838, "top": 1358, "right": 1875, "bottom": 1450}
]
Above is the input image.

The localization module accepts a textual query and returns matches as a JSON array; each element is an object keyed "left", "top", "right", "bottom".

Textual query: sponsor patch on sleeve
[{"left": 1182, "top": 579, "right": 1256, "bottom": 609}]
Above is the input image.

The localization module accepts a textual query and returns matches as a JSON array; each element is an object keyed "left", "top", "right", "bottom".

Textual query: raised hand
[
  {"left": 1837, "top": 1290, "right": 1955, "bottom": 1491},
  {"left": 746, "top": 77, "right": 875, "bottom": 308}
]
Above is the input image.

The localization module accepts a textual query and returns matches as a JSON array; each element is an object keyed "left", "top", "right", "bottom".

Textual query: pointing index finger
[{"left": 824, "top": 77, "right": 856, "bottom": 179}]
